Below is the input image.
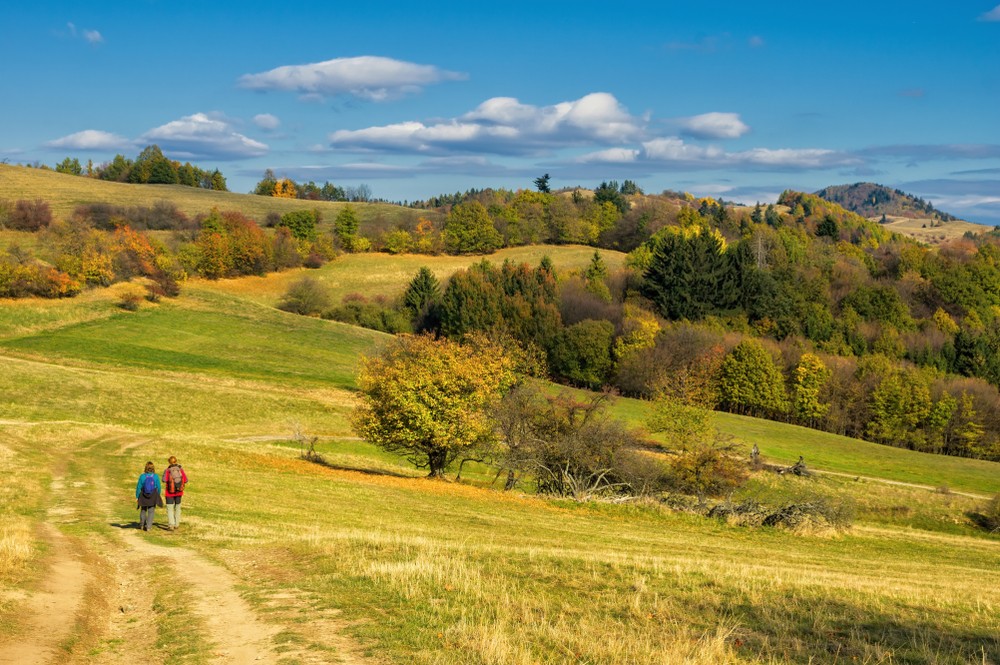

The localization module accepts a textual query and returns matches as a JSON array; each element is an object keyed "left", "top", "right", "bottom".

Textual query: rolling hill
[
  {"left": 1, "top": 255, "right": 998, "bottom": 664},
  {"left": 815, "top": 182, "right": 956, "bottom": 222},
  {"left": 815, "top": 182, "right": 988, "bottom": 244},
  {"left": 0, "top": 162, "right": 438, "bottom": 230}
]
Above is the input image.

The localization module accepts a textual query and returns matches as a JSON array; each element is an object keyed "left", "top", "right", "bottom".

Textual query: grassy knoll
[
  {"left": 879, "top": 215, "right": 987, "bottom": 245},
  {"left": 1, "top": 267, "right": 999, "bottom": 663},
  {"left": 0, "top": 163, "right": 436, "bottom": 230},
  {"left": 195, "top": 243, "right": 625, "bottom": 306}
]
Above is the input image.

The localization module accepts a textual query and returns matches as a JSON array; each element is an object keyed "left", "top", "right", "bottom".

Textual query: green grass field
[{"left": 1, "top": 247, "right": 998, "bottom": 664}]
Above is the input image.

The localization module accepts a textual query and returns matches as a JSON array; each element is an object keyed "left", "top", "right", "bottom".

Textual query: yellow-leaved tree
[
  {"left": 272, "top": 178, "right": 297, "bottom": 199},
  {"left": 351, "top": 334, "right": 517, "bottom": 477}
]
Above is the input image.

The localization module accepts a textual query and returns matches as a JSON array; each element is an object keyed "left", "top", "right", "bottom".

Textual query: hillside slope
[
  {"left": 0, "top": 272, "right": 998, "bottom": 664},
  {"left": 0, "top": 163, "right": 435, "bottom": 228},
  {"left": 815, "top": 182, "right": 956, "bottom": 222}
]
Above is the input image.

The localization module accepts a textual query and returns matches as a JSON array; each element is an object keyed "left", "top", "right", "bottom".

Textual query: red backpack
[{"left": 168, "top": 465, "right": 184, "bottom": 493}]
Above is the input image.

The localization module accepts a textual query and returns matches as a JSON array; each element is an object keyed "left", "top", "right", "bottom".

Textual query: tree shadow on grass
[
  {"left": 729, "top": 593, "right": 999, "bottom": 664},
  {"left": 299, "top": 452, "right": 416, "bottom": 479}
]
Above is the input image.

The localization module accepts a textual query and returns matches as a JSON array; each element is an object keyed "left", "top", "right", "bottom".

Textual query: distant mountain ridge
[{"left": 815, "top": 182, "right": 958, "bottom": 224}]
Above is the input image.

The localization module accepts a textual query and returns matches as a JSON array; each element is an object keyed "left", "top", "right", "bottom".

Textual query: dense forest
[
  {"left": 816, "top": 182, "right": 957, "bottom": 223},
  {"left": 3, "top": 174, "right": 1000, "bottom": 461}
]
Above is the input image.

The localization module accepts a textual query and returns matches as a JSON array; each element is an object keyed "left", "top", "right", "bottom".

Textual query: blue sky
[{"left": 2, "top": 1, "right": 999, "bottom": 223}]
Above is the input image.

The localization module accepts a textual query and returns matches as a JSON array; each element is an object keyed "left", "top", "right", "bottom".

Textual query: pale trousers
[{"left": 165, "top": 497, "right": 182, "bottom": 528}]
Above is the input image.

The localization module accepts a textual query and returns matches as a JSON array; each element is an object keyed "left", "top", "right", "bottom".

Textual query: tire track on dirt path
[
  {"left": 120, "top": 531, "right": 280, "bottom": 664},
  {"left": 0, "top": 519, "right": 89, "bottom": 665},
  {"left": 811, "top": 468, "right": 991, "bottom": 500}
]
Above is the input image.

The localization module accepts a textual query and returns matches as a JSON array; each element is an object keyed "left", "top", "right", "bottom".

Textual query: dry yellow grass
[
  {"left": 0, "top": 162, "right": 436, "bottom": 227},
  {"left": 878, "top": 215, "right": 987, "bottom": 244}
]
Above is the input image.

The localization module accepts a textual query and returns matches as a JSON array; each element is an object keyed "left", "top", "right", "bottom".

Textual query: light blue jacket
[{"left": 135, "top": 472, "right": 162, "bottom": 498}]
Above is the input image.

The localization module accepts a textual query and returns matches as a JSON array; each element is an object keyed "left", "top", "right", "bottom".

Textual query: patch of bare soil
[
  {"left": 0, "top": 523, "right": 89, "bottom": 665},
  {"left": 123, "top": 531, "right": 280, "bottom": 664}
]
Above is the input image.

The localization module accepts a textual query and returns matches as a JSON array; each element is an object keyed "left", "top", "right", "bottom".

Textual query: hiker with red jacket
[
  {"left": 163, "top": 456, "right": 188, "bottom": 531},
  {"left": 135, "top": 461, "right": 163, "bottom": 531}
]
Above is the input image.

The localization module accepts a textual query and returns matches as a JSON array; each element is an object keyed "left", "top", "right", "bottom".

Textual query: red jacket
[{"left": 163, "top": 465, "right": 188, "bottom": 498}]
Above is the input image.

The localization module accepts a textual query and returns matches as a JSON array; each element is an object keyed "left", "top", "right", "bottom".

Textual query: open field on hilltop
[
  {"left": 877, "top": 215, "right": 988, "bottom": 244},
  {"left": 0, "top": 163, "right": 438, "bottom": 230},
  {"left": 198, "top": 244, "right": 626, "bottom": 306},
  {"left": 1, "top": 264, "right": 998, "bottom": 663}
]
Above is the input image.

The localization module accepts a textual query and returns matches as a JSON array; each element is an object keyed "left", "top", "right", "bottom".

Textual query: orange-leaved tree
[{"left": 351, "top": 334, "right": 516, "bottom": 477}]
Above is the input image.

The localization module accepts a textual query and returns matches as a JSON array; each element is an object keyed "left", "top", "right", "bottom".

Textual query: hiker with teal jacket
[{"left": 135, "top": 461, "right": 163, "bottom": 531}]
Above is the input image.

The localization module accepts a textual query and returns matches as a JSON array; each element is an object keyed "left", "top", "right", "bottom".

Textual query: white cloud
[
  {"left": 978, "top": 4, "right": 1000, "bottom": 21},
  {"left": 731, "top": 147, "right": 848, "bottom": 168},
  {"left": 253, "top": 113, "right": 281, "bottom": 131},
  {"left": 238, "top": 56, "right": 466, "bottom": 101},
  {"left": 140, "top": 113, "right": 268, "bottom": 159},
  {"left": 45, "top": 129, "right": 133, "bottom": 151},
  {"left": 330, "top": 92, "right": 647, "bottom": 155},
  {"left": 680, "top": 112, "right": 750, "bottom": 140},
  {"left": 748, "top": 35, "right": 765, "bottom": 48},
  {"left": 577, "top": 148, "right": 640, "bottom": 164},
  {"left": 643, "top": 137, "right": 724, "bottom": 161},
  {"left": 577, "top": 136, "right": 858, "bottom": 171}
]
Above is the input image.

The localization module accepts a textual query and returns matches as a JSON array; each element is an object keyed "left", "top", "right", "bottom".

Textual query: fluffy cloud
[
  {"left": 978, "top": 4, "right": 1000, "bottom": 21},
  {"left": 45, "top": 130, "right": 133, "bottom": 151},
  {"left": 238, "top": 56, "right": 466, "bottom": 101},
  {"left": 140, "top": 113, "right": 268, "bottom": 159},
  {"left": 578, "top": 136, "right": 857, "bottom": 171},
  {"left": 680, "top": 112, "right": 750, "bottom": 140},
  {"left": 330, "top": 92, "right": 647, "bottom": 154},
  {"left": 253, "top": 113, "right": 281, "bottom": 131}
]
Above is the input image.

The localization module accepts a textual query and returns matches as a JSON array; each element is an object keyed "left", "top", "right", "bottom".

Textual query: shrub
[
  {"left": 114, "top": 283, "right": 147, "bottom": 311},
  {"left": 324, "top": 295, "right": 412, "bottom": 333},
  {"left": 708, "top": 497, "right": 855, "bottom": 532},
  {"left": 490, "top": 389, "right": 667, "bottom": 499},
  {"left": 969, "top": 494, "right": 1000, "bottom": 533},
  {"left": 277, "top": 277, "right": 331, "bottom": 316},
  {"left": 0, "top": 259, "right": 80, "bottom": 298},
  {"left": 383, "top": 229, "right": 413, "bottom": 254},
  {"left": 279, "top": 209, "right": 320, "bottom": 241},
  {"left": 303, "top": 252, "right": 326, "bottom": 269},
  {"left": 8, "top": 199, "right": 52, "bottom": 231}
]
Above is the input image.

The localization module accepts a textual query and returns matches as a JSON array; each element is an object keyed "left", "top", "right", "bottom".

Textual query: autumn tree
[
  {"left": 254, "top": 169, "right": 278, "bottom": 196},
  {"left": 273, "top": 178, "right": 297, "bottom": 199},
  {"left": 791, "top": 353, "right": 831, "bottom": 427},
  {"left": 352, "top": 334, "right": 517, "bottom": 477}
]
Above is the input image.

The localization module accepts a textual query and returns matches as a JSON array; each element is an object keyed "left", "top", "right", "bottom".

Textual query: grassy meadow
[
  {"left": 0, "top": 163, "right": 438, "bottom": 231},
  {"left": 1, "top": 247, "right": 999, "bottom": 663}
]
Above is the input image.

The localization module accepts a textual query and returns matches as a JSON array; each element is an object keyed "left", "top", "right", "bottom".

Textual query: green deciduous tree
[
  {"left": 442, "top": 201, "right": 502, "bottom": 254},
  {"left": 551, "top": 319, "right": 615, "bottom": 389},
  {"left": 716, "top": 339, "right": 788, "bottom": 418},
  {"left": 278, "top": 209, "right": 319, "bottom": 242}
]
